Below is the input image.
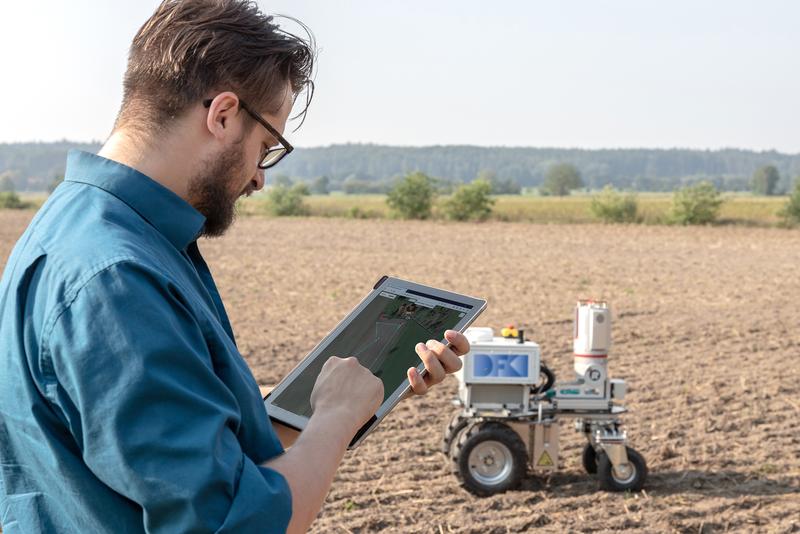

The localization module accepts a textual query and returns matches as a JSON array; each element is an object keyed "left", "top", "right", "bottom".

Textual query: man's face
[{"left": 189, "top": 88, "right": 293, "bottom": 237}]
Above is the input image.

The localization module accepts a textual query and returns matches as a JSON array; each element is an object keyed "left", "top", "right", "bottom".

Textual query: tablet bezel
[{"left": 263, "top": 275, "right": 486, "bottom": 448}]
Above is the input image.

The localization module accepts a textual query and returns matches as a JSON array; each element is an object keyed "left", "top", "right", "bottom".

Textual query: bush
[
  {"left": 311, "top": 176, "right": 330, "bottom": 195},
  {"left": 0, "top": 174, "right": 16, "bottom": 193},
  {"left": 346, "top": 206, "right": 380, "bottom": 219},
  {"left": 386, "top": 172, "right": 435, "bottom": 220},
  {"left": 0, "top": 191, "right": 27, "bottom": 210},
  {"left": 668, "top": 181, "right": 723, "bottom": 225},
  {"left": 477, "top": 170, "right": 521, "bottom": 195},
  {"left": 443, "top": 179, "right": 495, "bottom": 221},
  {"left": 541, "top": 163, "right": 583, "bottom": 196},
  {"left": 291, "top": 182, "right": 311, "bottom": 196},
  {"left": 779, "top": 179, "right": 800, "bottom": 226},
  {"left": 751, "top": 165, "right": 780, "bottom": 196},
  {"left": 590, "top": 185, "right": 639, "bottom": 223},
  {"left": 264, "top": 184, "right": 309, "bottom": 216}
]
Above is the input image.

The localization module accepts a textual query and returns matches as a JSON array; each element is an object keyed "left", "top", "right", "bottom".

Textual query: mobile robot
[{"left": 443, "top": 300, "right": 648, "bottom": 496}]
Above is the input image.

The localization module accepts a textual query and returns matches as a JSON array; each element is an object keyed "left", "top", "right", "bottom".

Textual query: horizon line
[{"left": 0, "top": 139, "right": 798, "bottom": 156}]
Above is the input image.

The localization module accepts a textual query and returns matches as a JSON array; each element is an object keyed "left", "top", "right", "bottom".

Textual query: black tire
[
  {"left": 531, "top": 364, "right": 556, "bottom": 394},
  {"left": 597, "top": 447, "right": 647, "bottom": 492},
  {"left": 582, "top": 443, "right": 598, "bottom": 474},
  {"left": 441, "top": 411, "right": 470, "bottom": 455},
  {"left": 451, "top": 422, "right": 528, "bottom": 496}
]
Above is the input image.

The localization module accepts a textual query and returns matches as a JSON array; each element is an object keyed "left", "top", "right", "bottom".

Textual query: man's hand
[
  {"left": 407, "top": 329, "right": 470, "bottom": 395},
  {"left": 310, "top": 356, "right": 384, "bottom": 436}
]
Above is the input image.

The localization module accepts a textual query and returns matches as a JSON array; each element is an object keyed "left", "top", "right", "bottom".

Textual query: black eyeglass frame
[{"left": 202, "top": 97, "right": 294, "bottom": 169}]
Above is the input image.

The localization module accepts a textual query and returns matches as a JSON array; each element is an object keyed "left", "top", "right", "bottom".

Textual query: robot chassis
[{"left": 443, "top": 301, "right": 648, "bottom": 496}]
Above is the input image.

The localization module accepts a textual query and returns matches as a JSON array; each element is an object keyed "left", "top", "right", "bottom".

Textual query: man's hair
[{"left": 114, "top": 0, "right": 315, "bottom": 136}]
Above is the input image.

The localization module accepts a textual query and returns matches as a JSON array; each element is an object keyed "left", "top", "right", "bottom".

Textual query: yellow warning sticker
[{"left": 537, "top": 451, "right": 554, "bottom": 467}]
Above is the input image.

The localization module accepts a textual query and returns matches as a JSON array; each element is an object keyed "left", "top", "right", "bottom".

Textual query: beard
[{"left": 188, "top": 142, "right": 248, "bottom": 238}]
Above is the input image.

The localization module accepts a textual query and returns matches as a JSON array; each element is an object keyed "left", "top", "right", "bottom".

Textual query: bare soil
[{"left": 2, "top": 211, "right": 799, "bottom": 533}]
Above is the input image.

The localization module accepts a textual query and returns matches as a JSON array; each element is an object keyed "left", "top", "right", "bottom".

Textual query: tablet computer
[{"left": 264, "top": 275, "right": 486, "bottom": 448}]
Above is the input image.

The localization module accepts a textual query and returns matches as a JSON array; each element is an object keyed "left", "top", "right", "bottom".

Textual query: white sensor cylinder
[{"left": 573, "top": 300, "right": 611, "bottom": 377}]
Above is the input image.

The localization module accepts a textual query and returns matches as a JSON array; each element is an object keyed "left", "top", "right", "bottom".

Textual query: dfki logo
[{"left": 473, "top": 354, "right": 529, "bottom": 378}]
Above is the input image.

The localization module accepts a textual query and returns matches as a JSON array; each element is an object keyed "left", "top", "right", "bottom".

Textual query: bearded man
[{"left": 0, "top": 1, "right": 468, "bottom": 532}]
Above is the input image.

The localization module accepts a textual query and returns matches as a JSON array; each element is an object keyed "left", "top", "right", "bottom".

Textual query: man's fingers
[
  {"left": 416, "top": 342, "right": 446, "bottom": 385},
  {"left": 424, "top": 339, "right": 462, "bottom": 374},
  {"left": 406, "top": 334, "right": 471, "bottom": 398},
  {"left": 407, "top": 367, "right": 428, "bottom": 395},
  {"left": 444, "top": 330, "right": 470, "bottom": 357}
]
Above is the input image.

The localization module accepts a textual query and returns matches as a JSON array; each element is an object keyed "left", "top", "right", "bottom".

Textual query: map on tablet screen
[
  {"left": 271, "top": 292, "right": 466, "bottom": 417},
  {"left": 264, "top": 276, "right": 486, "bottom": 448}
]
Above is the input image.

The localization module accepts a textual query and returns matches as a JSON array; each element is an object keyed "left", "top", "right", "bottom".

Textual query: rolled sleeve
[
  {"left": 43, "top": 261, "right": 292, "bottom": 533},
  {"left": 217, "top": 459, "right": 292, "bottom": 533}
]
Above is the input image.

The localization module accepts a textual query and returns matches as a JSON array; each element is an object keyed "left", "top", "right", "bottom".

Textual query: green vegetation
[
  {"left": 541, "top": 163, "right": 583, "bottom": 196},
  {"left": 779, "top": 179, "right": 800, "bottom": 226},
  {"left": 3, "top": 180, "right": 788, "bottom": 228},
  {"left": 386, "top": 172, "right": 435, "bottom": 220},
  {"left": 668, "top": 181, "right": 724, "bottom": 225},
  {"left": 263, "top": 183, "right": 310, "bottom": 216},
  {"left": 0, "top": 155, "right": 800, "bottom": 230},
  {"left": 477, "top": 170, "right": 521, "bottom": 195},
  {"left": 751, "top": 165, "right": 781, "bottom": 196},
  {"left": 0, "top": 171, "right": 28, "bottom": 209},
  {"left": 4, "top": 141, "right": 800, "bottom": 193},
  {"left": 291, "top": 194, "right": 387, "bottom": 218},
  {"left": 271, "top": 174, "right": 293, "bottom": 188},
  {"left": 590, "top": 186, "right": 639, "bottom": 223},
  {"left": 235, "top": 192, "right": 789, "bottom": 227},
  {"left": 443, "top": 179, "right": 495, "bottom": 221},
  {"left": 0, "top": 173, "right": 16, "bottom": 192},
  {"left": 343, "top": 175, "right": 394, "bottom": 194},
  {"left": 0, "top": 191, "right": 29, "bottom": 209},
  {"left": 310, "top": 175, "right": 330, "bottom": 195}
]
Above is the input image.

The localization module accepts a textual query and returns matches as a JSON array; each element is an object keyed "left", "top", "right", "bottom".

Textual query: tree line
[
  {"left": 276, "top": 144, "right": 800, "bottom": 193},
  {"left": 259, "top": 170, "right": 800, "bottom": 227},
  {"left": 1, "top": 141, "right": 799, "bottom": 193}
]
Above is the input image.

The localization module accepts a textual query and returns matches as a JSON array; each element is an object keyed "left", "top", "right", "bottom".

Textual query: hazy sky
[{"left": 1, "top": 1, "right": 798, "bottom": 152}]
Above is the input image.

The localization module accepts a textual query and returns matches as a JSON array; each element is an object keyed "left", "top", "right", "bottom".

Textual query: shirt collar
[{"left": 64, "top": 150, "right": 206, "bottom": 250}]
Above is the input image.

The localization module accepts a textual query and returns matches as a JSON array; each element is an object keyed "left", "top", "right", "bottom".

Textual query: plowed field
[{"left": 2, "top": 211, "right": 798, "bottom": 533}]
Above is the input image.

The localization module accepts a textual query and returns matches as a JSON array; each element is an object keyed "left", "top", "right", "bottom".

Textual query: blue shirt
[{"left": 0, "top": 151, "right": 292, "bottom": 533}]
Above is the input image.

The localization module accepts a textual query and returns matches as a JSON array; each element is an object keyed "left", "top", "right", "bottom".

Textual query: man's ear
[{"left": 204, "top": 91, "right": 240, "bottom": 140}]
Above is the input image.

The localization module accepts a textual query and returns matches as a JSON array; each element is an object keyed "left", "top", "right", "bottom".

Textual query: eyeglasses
[{"left": 202, "top": 97, "right": 294, "bottom": 169}]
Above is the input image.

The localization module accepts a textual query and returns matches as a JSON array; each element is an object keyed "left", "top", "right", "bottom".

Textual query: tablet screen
[{"left": 270, "top": 290, "right": 468, "bottom": 417}]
